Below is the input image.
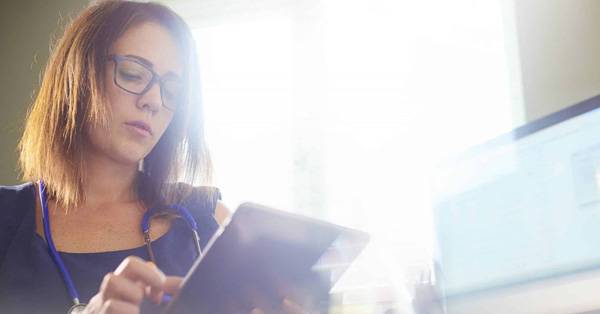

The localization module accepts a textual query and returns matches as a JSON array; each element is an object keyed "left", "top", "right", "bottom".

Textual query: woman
[{"left": 0, "top": 1, "right": 309, "bottom": 313}]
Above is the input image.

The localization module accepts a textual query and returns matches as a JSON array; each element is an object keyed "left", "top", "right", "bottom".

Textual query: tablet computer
[{"left": 163, "top": 202, "right": 370, "bottom": 314}]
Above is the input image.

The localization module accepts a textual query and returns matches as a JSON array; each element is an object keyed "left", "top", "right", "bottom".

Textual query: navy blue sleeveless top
[{"left": 0, "top": 182, "right": 220, "bottom": 314}]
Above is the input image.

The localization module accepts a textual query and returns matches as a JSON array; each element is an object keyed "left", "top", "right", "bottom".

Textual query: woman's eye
[
  {"left": 163, "top": 89, "right": 175, "bottom": 98},
  {"left": 119, "top": 70, "right": 144, "bottom": 81}
]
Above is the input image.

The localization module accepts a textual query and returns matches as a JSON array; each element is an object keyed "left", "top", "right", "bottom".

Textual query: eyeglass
[{"left": 108, "top": 54, "right": 183, "bottom": 111}]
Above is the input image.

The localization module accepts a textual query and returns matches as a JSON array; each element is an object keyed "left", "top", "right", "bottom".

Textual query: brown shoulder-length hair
[{"left": 19, "top": 0, "right": 212, "bottom": 210}]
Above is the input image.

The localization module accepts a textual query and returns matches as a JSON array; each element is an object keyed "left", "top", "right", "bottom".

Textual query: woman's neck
[{"left": 82, "top": 153, "right": 140, "bottom": 209}]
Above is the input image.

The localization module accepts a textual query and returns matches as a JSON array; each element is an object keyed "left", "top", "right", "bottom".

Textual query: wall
[
  {"left": 0, "top": 0, "right": 88, "bottom": 185},
  {"left": 513, "top": 0, "right": 600, "bottom": 122}
]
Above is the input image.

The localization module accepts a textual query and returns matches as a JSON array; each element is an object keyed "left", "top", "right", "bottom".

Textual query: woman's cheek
[{"left": 158, "top": 114, "right": 175, "bottom": 139}]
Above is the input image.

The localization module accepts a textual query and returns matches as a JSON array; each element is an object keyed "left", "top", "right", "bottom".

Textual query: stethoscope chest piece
[{"left": 68, "top": 303, "right": 87, "bottom": 314}]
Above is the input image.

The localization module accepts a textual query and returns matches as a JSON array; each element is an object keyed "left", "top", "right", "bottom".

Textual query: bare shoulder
[{"left": 214, "top": 201, "right": 232, "bottom": 226}]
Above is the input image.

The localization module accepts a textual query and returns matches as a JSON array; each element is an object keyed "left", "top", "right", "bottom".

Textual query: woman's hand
[
  {"left": 244, "top": 271, "right": 329, "bottom": 314},
  {"left": 85, "top": 256, "right": 182, "bottom": 314},
  {"left": 250, "top": 298, "right": 309, "bottom": 314}
]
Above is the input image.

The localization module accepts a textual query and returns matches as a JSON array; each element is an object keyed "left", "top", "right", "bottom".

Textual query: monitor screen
[{"left": 432, "top": 94, "right": 600, "bottom": 297}]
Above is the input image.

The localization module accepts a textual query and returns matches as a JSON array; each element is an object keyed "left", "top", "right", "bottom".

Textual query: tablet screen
[{"left": 164, "top": 202, "right": 369, "bottom": 314}]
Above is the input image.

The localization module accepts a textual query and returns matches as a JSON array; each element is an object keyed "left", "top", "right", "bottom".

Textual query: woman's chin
[{"left": 110, "top": 151, "right": 147, "bottom": 168}]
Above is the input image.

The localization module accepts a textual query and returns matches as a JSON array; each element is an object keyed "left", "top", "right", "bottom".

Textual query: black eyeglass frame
[{"left": 107, "top": 54, "right": 182, "bottom": 111}]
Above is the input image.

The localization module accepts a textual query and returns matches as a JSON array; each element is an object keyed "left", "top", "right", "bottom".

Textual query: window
[{"left": 165, "top": 0, "right": 518, "bottom": 311}]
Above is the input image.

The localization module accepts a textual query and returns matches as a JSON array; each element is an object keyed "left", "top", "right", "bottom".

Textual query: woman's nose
[{"left": 136, "top": 80, "right": 163, "bottom": 113}]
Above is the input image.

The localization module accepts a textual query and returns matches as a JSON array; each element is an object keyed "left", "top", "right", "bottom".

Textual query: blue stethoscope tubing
[
  {"left": 38, "top": 179, "right": 202, "bottom": 312},
  {"left": 141, "top": 203, "right": 203, "bottom": 263},
  {"left": 39, "top": 180, "right": 81, "bottom": 306}
]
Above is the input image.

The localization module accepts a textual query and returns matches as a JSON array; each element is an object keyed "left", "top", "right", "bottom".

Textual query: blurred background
[{"left": 3, "top": 0, "right": 600, "bottom": 313}]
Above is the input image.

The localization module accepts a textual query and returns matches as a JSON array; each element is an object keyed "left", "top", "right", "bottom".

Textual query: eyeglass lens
[{"left": 114, "top": 58, "right": 182, "bottom": 111}]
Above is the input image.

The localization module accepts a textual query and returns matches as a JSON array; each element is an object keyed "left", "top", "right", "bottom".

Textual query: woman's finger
[
  {"left": 145, "top": 261, "right": 171, "bottom": 304},
  {"left": 114, "top": 256, "right": 166, "bottom": 288},
  {"left": 153, "top": 276, "right": 184, "bottom": 305},
  {"left": 114, "top": 256, "right": 166, "bottom": 304},
  {"left": 100, "top": 298, "right": 140, "bottom": 314},
  {"left": 100, "top": 273, "right": 145, "bottom": 305},
  {"left": 281, "top": 298, "right": 309, "bottom": 314},
  {"left": 252, "top": 286, "right": 276, "bottom": 310},
  {"left": 163, "top": 276, "right": 184, "bottom": 295}
]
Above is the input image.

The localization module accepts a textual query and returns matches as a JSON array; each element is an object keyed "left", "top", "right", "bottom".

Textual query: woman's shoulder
[
  {"left": 167, "top": 182, "right": 221, "bottom": 215},
  {"left": 167, "top": 183, "right": 231, "bottom": 225},
  {"left": 0, "top": 182, "right": 36, "bottom": 263},
  {"left": 0, "top": 182, "right": 36, "bottom": 230},
  {"left": 0, "top": 182, "right": 36, "bottom": 211}
]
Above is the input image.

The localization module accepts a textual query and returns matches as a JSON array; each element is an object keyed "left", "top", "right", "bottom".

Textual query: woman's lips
[{"left": 124, "top": 121, "right": 153, "bottom": 137}]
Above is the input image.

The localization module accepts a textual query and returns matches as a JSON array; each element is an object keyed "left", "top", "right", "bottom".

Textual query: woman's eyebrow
[
  {"left": 125, "top": 54, "right": 153, "bottom": 67},
  {"left": 124, "top": 54, "right": 181, "bottom": 78}
]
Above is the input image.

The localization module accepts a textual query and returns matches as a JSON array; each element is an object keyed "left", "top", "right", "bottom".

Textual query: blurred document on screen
[{"left": 433, "top": 106, "right": 600, "bottom": 296}]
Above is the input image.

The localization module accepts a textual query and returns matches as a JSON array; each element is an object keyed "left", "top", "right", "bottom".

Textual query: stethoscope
[{"left": 38, "top": 180, "right": 203, "bottom": 314}]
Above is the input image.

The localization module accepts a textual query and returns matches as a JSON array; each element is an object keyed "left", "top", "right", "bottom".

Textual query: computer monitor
[{"left": 431, "top": 94, "right": 600, "bottom": 313}]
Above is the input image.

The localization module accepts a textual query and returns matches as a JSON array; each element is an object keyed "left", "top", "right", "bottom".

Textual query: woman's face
[{"left": 87, "top": 21, "right": 183, "bottom": 166}]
